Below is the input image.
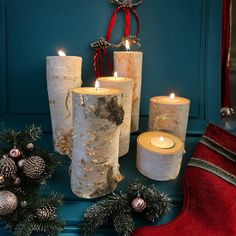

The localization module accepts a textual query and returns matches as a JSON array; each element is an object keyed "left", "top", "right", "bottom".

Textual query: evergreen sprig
[
  {"left": 0, "top": 125, "right": 65, "bottom": 236},
  {"left": 80, "top": 182, "right": 172, "bottom": 236}
]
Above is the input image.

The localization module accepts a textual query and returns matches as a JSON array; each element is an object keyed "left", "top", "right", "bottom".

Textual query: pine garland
[
  {"left": 0, "top": 125, "right": 65, "bottom": 235},
  {"left": 80, "top": 182, "right": 172, "bottom": 236}
]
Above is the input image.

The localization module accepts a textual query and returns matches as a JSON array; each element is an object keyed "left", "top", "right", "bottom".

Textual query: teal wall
[{"left": 0, "top": 0, "right": 222, "bottom": 134}]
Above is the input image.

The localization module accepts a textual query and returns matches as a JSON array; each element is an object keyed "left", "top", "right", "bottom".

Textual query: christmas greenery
[
  {"left": 80, "top": 182, "right": 172, "bottom": 236},
  {"left": 0, "top": 125, "right": 65, "bottom": 235}
]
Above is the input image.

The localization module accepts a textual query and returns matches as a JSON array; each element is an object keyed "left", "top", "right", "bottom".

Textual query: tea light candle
[
  {"left": 97, "top": 73, "right": 133, "bottom": 157},
  {"left": 46, "top": 50, "right": 82, "bottom": 157},
  {"left": 150, "top": 136, "right": 175, "bottom": 149},
  {"left": 71, "top": 85, "right": 124, "bottom": 199},
  {"left": 114, "top": 40, "right": 143, "bottom": 132},
  {"left": 136, "top": 131, "right": 184, "bottom": 181},
  {"left": 149, "top": 94, "right": 190, "bottom": 142}
]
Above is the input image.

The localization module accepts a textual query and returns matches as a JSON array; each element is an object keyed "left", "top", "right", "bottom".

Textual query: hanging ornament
[
  {"left": 26, "top": 142, "right": 34, "bottom": 150},
  {"left": 131, "top": 197, "right": 147, "bottom": 212},
  {"left": 23, "top": 156, "right": 45, "bottom": 179},
  {"left": 0, "top": 190, "right": 18, "bottom": 216},
  {"left": 0, "top": 156, "right": 17, "bottom": 179},
  {"left": 12, "top": 176, "right": 21, "bottom": 186},
  {"left": 9, "top": 148, "right": 21, "bottom": 159},
  {"left": 35, "top": 205, "right": 56, "bottom": 222},
  {"left": 17, "top": 159, "right": 25, "bottom": 169}
]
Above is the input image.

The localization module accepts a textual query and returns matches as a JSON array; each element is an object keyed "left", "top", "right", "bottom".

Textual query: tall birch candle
[
  {"left": 46, "top": 50, "right": 82, "bottom": 157},
  {"left": 97, "top": 73, "right": 133, "bottom": 157},
  {"left": 71, "top": 83, "right": 124, "bottom": 199},
  {"left": 136, "top": 131, "right": 184, "bottom": 181},
  {"left": 149, "top": 94, "right": 190, "bottom": 142},
  {"left": 114, "top": 40, "right": 143, "bottom": 133}
]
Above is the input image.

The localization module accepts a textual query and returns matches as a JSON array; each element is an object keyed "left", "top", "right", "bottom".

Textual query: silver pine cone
[
  {"left": 0, "top": 156, "right": 17, "bottom": 179},
  {"left": 23, "top": 156, "right": 45, "bottom": 179},
  {"left": 35, "top": 205, "right": 56, "bottom": 222}
]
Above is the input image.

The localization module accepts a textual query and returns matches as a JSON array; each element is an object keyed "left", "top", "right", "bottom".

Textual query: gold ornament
[{"left": 0, "top": 190, "right": 18, "bottom": 216}]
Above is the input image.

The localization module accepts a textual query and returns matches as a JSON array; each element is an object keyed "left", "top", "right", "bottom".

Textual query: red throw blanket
[{"left": 133, "top": 123, "right": 236, "bottom": 236}]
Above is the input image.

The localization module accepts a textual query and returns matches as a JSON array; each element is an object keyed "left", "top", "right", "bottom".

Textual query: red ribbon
[{"left": 93, "top": 5, "right": 141, "bottom": 78}]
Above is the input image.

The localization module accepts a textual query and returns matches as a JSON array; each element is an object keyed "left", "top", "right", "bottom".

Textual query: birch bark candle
[
  {"left": 114, "top": 40, "right": 143, "bottom": 133},
  {"left": 149, "top": 94, "right": 190, "bottom": 142},
  {"left": 136, "top": 131, "right": 184, "bottom": 181},
  {"left": 97, "top": 73, "right": 133, "bottom": 157},
  {"left": 46, "top": 51, "right": 82, "bottom": 157},
  {"left": 71, "top": 83, "right": 124, "bottom": 199}
]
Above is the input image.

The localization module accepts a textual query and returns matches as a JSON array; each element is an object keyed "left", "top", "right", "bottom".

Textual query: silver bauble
[
  {"left": 131, "top": 197, "right": 147, "bottom": 212},
  {"left": 9, "top": 148, "right": 21, "bottom": 159},
  {"left": 17, "top": 159, "right": 25, "bottom": 169},
  {"left": 0, "top": 190, "right": 18, "bottom": 216},
  {"left": 23, "top": 156, "right": 45, "bottom": 179}
]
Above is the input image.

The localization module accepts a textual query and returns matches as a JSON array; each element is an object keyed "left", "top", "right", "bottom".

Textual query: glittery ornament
[
  {"left": 26, "top": 143, "right": 34, "bottom": 150},
  {"left": 0, "top": 156, "right": 17, "bottom": 179},
  {"left": 23, "top": 156, "right": 45, "bottom": 179},
  {"left": 9, "top": 148, "right": 21, "bottom": 159},
  {"left": 0, "top": 190, "right": 18, "bottom": 216},
  {"left": 17, "top": 159, "right": 25, "bottom": 169},
  {"left": 12, "top": 177, "right": 21, "bottom": 186},
  {"left": 35, "top": 205, "right": 56, "bottom": 222},
  {"left": 131, "top": 197, "right": 147, "bottom": 212}
]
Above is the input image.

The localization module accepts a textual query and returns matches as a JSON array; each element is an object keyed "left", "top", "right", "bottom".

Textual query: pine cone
[
  {"left": 0, "top": 156, "right": 17, "bottom": 179},
  {"left": 23, "top": 156, "right": 45, "bottom": 179},
  {"left": 35, "top": 205, "right": 56, "bottom": 222}
]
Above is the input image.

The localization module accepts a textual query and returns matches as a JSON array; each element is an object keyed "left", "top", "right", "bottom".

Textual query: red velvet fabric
[{"left": 133, "top": 124, "right": 236, "bottom": 236}]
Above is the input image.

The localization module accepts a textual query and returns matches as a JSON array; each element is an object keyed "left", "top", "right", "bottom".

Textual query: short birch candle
[
  {"left": 149, "top": 93, "right": 190, "bottom": 142},
  {"left": 97, "top": 73, "right": 133, "bottom": 157},
  {"left": 71, "top": 82, "right": 124, "bottom": 199},
  {"left": 114, "top": 40, "right": 143, "bottom": 133},
  {"left": 46, "top": 50, "right": 82, "bottom": 157},
  {"left": 136, "top": 131, "right": 184, "bottom": 181}
]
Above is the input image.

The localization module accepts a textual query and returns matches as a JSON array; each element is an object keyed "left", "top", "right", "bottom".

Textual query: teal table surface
[{"left": 0, "top": 133, "right": 200, "bottom": 236}]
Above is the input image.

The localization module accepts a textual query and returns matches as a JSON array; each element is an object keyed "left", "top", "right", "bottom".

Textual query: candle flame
[
  {"left": 160, "top": 136, "right": 164, "bottom": 142},
  {"left": 125, "top": 40, "right": 130, "bottom": 51},
  {"left": 95, "top": 80, "right": 100, "bottom": 91},
  {"left": 114, "top": 71, "right": 118, "bottom": 79},
  {"left": 58, "top": 50, "right": 66, "bottom": 56},
  {"left": 170, "top": 93, "right": 175, "bottom": 100}
]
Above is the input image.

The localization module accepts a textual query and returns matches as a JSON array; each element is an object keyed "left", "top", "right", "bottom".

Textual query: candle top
[
  {"left": 98, "top": 76, "right": 133, "bottom": 83},
  {"left": 151, "top": 96, "right": 190, "bottom": 105},
  {"left": 72, "top": 87, "right": 122, "bottom": 96},
  {"left": 46, "top": 55, "right": 82, "bottom": 60},
  {"left": 137, "top": 131, "right": 184, "bottom": 155},
  {"left": 114, "top": 51, "right": 143, "bottom": 55}
]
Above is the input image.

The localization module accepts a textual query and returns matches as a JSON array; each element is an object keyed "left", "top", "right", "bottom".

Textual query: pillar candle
[
  {"left": 136, "top": 131, "right": 184, "bottom": 181},
  {"left": 71, "top": 86, "right": 124, "bottom": 199},
  {"left": 97, "top": 75, "right": 133, "bottom": 157},
  {"left": 46, "top": 53, "right": 82, "bottom": 157},
  {"left": 149, "top": 94, "right": 190, "bottom": 142},
  {"left": 114, "top": 51, "right": 143, "bottom": 132}
]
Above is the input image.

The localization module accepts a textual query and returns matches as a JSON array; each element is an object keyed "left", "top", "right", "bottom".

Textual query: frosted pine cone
[
  {"left": 0, "top": 156, "right": 17, "bottom": 179},
  {"left": 35, "top": 205, "right": 56, "bottom": 221},
  {"left": 23, "top": 156, "right": 45, "bottom": 179}
]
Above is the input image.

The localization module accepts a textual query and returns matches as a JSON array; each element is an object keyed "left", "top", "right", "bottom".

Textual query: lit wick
[
  {"left": 114, "top": 71, "right": 118, "bottom": 79},
  {"left": 95, "top": 80, "right": 100, "bottom": 92},
  {"left": 125, "top": 39, "right": 130, "bottom": 51},
  {"left": 58, "top": 50, "right": 66, "bottom": 56},
  {"left": 169, "top": 93, "right": 175, "bottom": 100}
]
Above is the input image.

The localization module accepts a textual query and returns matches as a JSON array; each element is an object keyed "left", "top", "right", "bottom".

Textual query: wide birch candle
[
  {"left": 71, "top": 83, "right": 124, "bottom": 198},
  {"left": 136, "top": 131, "right": 184, "bottom": 181},
  {"left": 114, "top": 41, "right": 143, "bottom": 133},
  {"left": 149, "top": 94, "right": 190, "bottom": 142},
  {"left": 46, "top": 51, "right": 82, "bottom": 157},
  {"left": 97, "top": 73, "right": 133, "bottom": 157}
]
